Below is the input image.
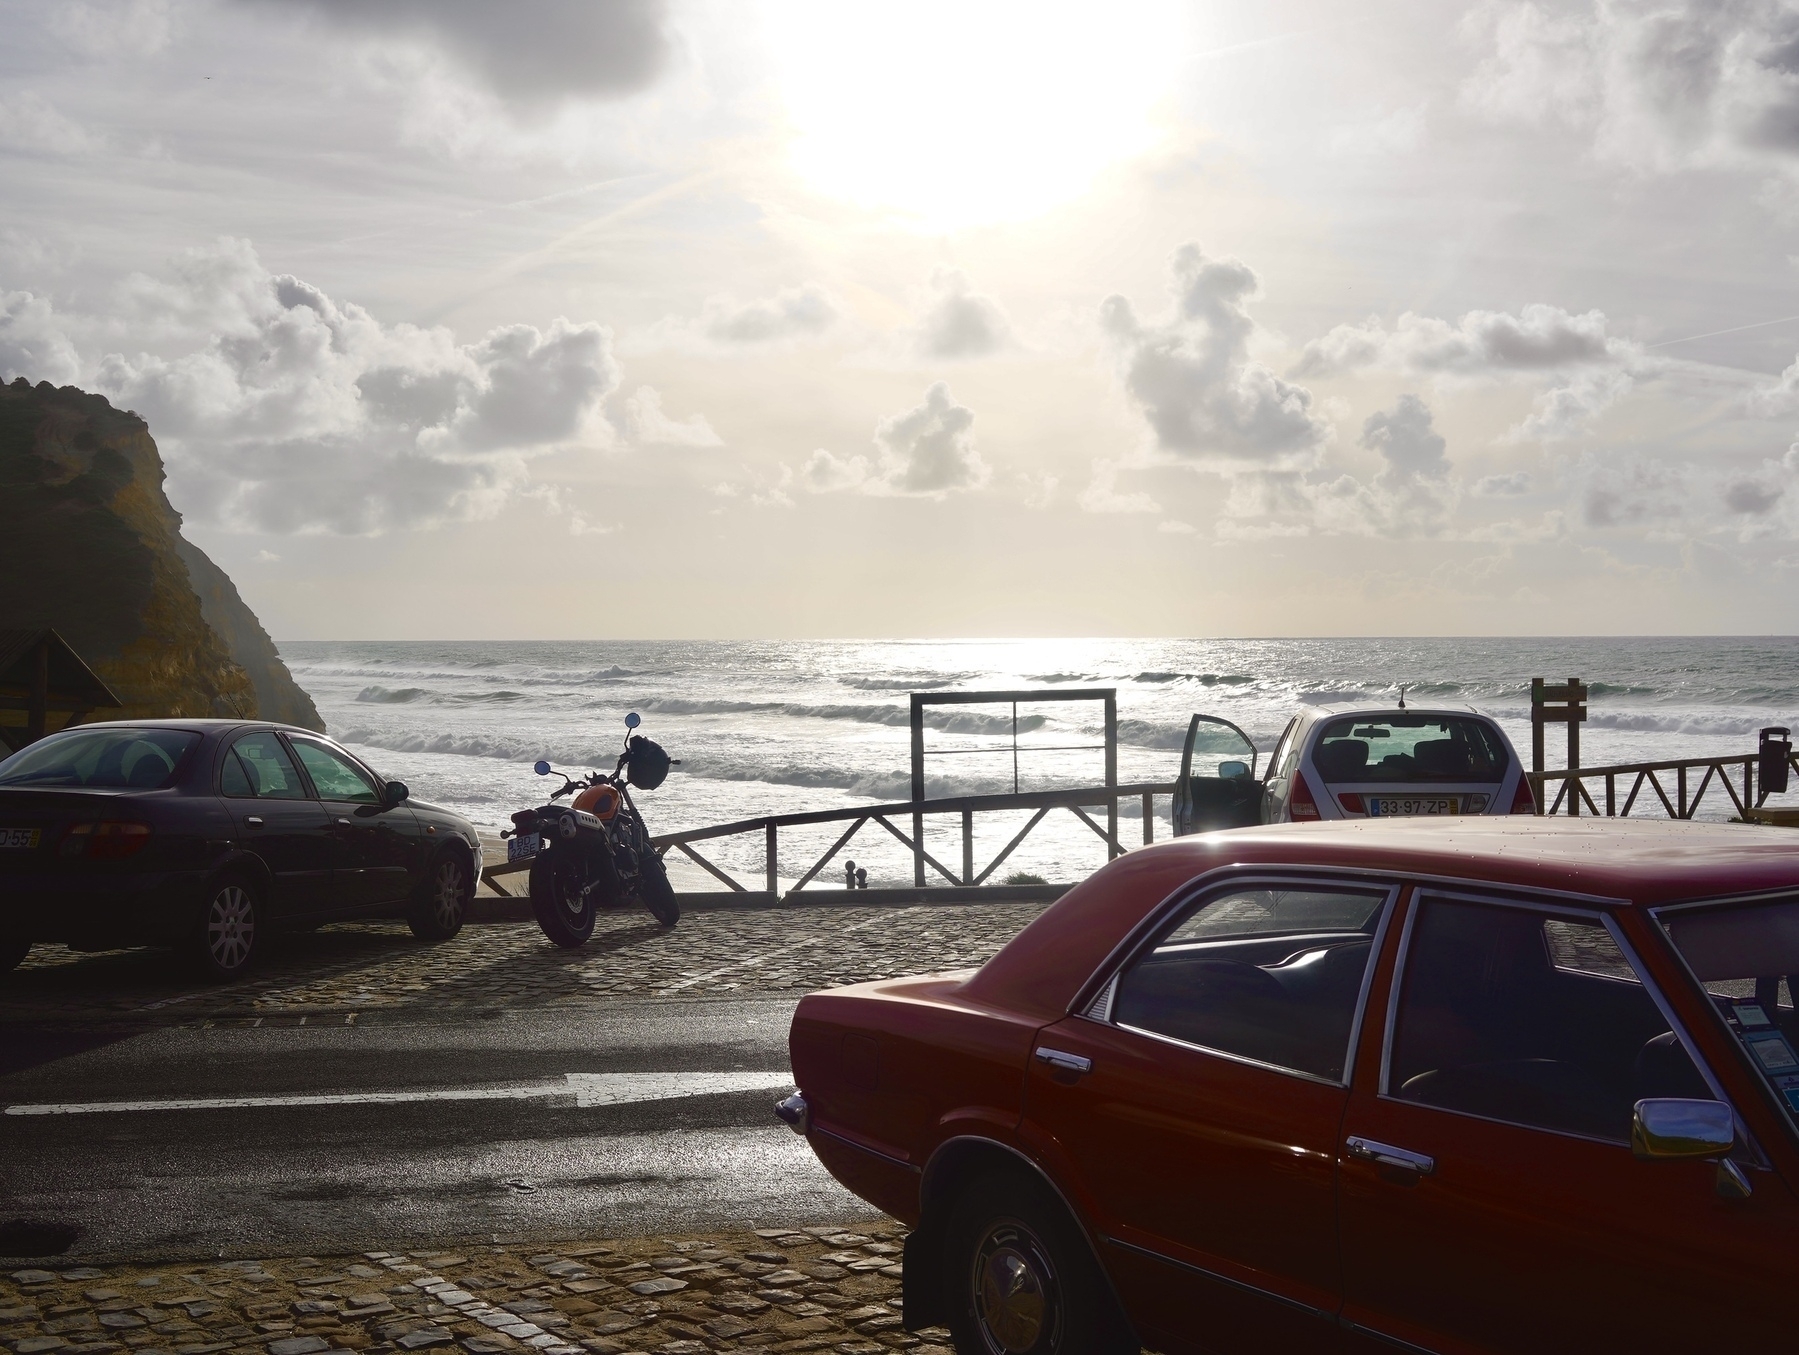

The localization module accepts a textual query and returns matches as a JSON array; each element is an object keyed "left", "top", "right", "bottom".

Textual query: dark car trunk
[{"left": 0, "top": 789, "right": 124, "bottom": 872}]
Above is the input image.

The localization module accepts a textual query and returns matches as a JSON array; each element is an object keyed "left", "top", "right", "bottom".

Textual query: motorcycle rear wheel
[
  {"left": 639, "top": 850, "right": 680, "bottom": 928},
  {"left": 530, "top": 852, "right": 598, "bottom": 947}
]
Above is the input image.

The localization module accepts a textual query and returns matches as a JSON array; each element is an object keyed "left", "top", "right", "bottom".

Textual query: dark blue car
[{"left": 0, "top": 720, "right": 483, "bottom": 979}]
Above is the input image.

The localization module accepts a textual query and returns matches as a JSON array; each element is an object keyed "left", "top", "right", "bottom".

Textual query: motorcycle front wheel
[
  {"left": 638, "top": 850, "right": 680, "bottom": 928},
  {"left": 529, "top": 851, "right": 599, "bottom": 947}
]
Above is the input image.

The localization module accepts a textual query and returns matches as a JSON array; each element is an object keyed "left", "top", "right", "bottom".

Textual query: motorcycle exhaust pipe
[{"left": 557, "top": 809, "right": 607, "bottom": 840}]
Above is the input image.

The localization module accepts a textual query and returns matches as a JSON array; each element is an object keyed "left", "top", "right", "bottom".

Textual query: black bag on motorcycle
[{"left": 625, "top": 735, "right": 672, "bottom": 790}]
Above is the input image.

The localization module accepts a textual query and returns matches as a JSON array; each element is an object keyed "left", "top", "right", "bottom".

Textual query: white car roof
[{"left": 1298, "top": 702, "right": 1486, "bottom": 718}]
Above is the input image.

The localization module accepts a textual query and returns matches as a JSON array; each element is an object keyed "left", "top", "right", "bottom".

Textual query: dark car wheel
[
  {"left": 943, "top": 1172, "right": 1134, "bottom": 1355},
  {"left": 530, "top": 852, "right": 597, "bottom": 948},
  {"left": 409, "top": 848, "right": 471, "bottom": 941},
  {"left": 638, "top": 851, "right": 680, "bottom": 928},
  {"left": 0, "top": 938, "right": 31, "bottom": 976},
  {"left": 192, "top": 876, "right": 263, "bottom": 981}
]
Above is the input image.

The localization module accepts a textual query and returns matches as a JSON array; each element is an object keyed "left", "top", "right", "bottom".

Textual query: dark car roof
[
  {"left": 44, "top": 719, "right": 318, "bottom": 734},
  {"left": 961, "top": 817, "right": 1799, "bottom": 1023}
]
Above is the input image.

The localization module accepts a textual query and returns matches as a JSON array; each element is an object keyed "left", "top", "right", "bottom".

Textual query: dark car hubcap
[
  {"left": 207, "top": 885, "right": 255, "bottom": 972},
  {"left": 432, "top": 858, "right": 466, "bottom": 928},
  {"left": 972, "top": 1220, "right": 1059, "bottom": 1354}
]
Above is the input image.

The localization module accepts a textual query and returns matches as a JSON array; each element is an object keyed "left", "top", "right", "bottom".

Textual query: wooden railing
[
  {"left": 482, "top": 780, "right": 1176, "bottom": 903},
  {"left": 1530, "top": 751, "right": 1799, "bottom": 820}
]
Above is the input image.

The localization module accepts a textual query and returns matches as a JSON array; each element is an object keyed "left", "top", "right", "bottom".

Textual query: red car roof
[{"left": 961, "top": 818, "right": 1799, "bottom": 1022}]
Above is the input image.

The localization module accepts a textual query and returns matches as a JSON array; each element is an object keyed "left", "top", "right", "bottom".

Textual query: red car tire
[{"left": 942, "top": 1170, "right": 1135, "bottom": 1355}]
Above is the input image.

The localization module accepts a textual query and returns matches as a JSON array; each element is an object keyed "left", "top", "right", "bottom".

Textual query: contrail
[{"left": 1648, "top": 313, "right": 1799, "bottom": 348}]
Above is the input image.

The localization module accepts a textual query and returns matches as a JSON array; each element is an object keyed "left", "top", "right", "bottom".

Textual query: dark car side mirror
[
  {"left": 1632, "top": 1098, "right": 1751, "bottom": 1198},
  {"left": 383, "top": 780, "right": 410, "bottom": 809}
]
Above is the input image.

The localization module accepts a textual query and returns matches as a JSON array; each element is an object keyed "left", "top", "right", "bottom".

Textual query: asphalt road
[{"left": 0, "top": 998, "right": 875, "bottom": 1263}]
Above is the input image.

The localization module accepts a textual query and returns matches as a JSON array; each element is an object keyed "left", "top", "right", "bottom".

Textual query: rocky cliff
[{"left": 0, "top": 378, "right": 323, "bottom": 730}]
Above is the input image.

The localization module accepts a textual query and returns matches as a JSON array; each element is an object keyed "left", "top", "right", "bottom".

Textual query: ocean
[{"left": 279, "top": 637, "right": 1799, "bottom": 891}]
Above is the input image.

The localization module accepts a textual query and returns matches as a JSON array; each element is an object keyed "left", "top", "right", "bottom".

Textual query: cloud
[
  {"left": 638, "top": 283, "right": 841, "bottom": 351},
  {"left": 0, "top": 291, "right": 82, "bottom": 385},
  {"left": 1102, "top": 243, "right": 1332, "bottom": 471},
  {"left": 912, "top": 269, "right": 1017, "bottom": 361},
  {"left": 1297, "top": 303, "right": 1641, "bottom": 440},
  {"left": 1460, "top": 0, "right": 1799, "bottom": 176},
  {"left": 623, "top": 385, "right": 722, "bottom": 447},
  {"left": 86, "top": 239, "right": 619, "bottom": 535},
  {"left": 1079, "top": 460, "right": 1160, "bottom": 513},
  {"left": 1157, "top": 519, "right": 1197, "bottom": 534},
  {"left": 803, "top": 381, "right": 987, "bottom": 497},
  {"left": 1582, "top": 459, "right": 1690, "bottom": 528},
  {"left": 281, "top": 0, "right": 672, "bottom": 107},
  {"left": 48, "top": 0, "right": 171, "bottom": 58},
  {"left": 1362, "top": 393, "right": 1450, "bottom": 487},
  {"left": 0, "top": 93, "right": 105, "bottom": 157},
  {"left": 872, "top": 381, "right": 986, "bottom": 494},
  {"left": 1474, "top": 470, "right": 1534, "bottom": 495},
  {"left": 1725, "top": 476, "right": 1785, "bottom": 514}
]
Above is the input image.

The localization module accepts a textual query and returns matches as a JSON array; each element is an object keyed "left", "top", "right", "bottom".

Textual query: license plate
[
  {"left": 0, "top": 827, "right": 41, "bottom": 850},
  {"left": 1368, "top": 797, "right": 1461, "bottom": 816},
  {"left": 507, "top": 833, "right": 540, "bottom": 861}
]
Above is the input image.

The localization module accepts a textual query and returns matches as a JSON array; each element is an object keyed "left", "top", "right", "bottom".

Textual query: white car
[{"left": 1259, "top": 703, "right": 1535, "bottom": 822}]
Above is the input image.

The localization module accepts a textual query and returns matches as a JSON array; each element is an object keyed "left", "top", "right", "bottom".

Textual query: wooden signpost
[{"left": 1531, "top": 678, "right": 1588, "bottom": 816}]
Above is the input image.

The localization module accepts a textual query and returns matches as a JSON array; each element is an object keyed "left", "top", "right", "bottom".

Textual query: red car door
[
  {"left": 1021, "top": 878, "right": 1397, "bottom": 1354},
  {"left": 1338, "top": 891, "right": 1799, "bottom": 1355}
]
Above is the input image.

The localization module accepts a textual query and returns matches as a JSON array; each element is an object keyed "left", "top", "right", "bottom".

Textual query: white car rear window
[{"left": 1313, "top": 715, "right": 1509, "bottom": 783}]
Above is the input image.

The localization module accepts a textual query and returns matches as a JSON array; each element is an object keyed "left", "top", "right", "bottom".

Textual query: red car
[{"left": 779, "top": 818, "right": 1799, "bottom": 1355}]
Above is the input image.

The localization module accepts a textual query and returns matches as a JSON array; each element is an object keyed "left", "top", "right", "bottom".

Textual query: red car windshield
[
  {"left": 1313, "top": 714, "right": 1509, "bottom": 783},
  {"left": 1664, "top": 898, "right": 1799, "bottom": 1135}
]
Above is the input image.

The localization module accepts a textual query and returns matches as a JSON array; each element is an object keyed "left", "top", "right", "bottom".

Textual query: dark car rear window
[
  {"left": 0, "top": 728, "right": 200, "bottom": 790},
  {"left": 1312, "top": 714, "right": 1510, "bottom": 783}
]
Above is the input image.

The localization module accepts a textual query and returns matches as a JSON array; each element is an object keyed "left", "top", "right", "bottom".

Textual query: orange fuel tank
[{"left": 572, "top": 783, "right": 621, "bottom": 820}]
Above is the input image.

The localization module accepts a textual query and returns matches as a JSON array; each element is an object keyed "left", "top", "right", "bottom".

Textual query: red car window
[
  {"left": 1110, "top": 885, "right": 1387, "bottom": 1082},
  {"left": 1388, "top": 898, "right": 1704, "bottom": 1142},
  {"left": 1663, "top": 896, "right": 1799, "bottom": 1136}
]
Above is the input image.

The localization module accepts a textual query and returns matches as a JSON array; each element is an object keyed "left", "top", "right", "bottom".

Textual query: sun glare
[{"left": 764, "top": 0, "right": 1183, "bottom": 229}]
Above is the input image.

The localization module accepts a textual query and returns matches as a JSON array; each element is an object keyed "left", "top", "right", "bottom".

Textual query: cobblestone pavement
[
  {"left": 1, "top": 902, "right": 1049, "bottom": 1026},
  {"left": 0, "top": 1223, "right": 956, "bottom": 1355}
]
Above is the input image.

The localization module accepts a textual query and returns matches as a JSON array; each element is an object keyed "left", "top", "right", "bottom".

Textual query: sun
[{"left": 763, "top": 0, "right": 1184, "bottom": 230}]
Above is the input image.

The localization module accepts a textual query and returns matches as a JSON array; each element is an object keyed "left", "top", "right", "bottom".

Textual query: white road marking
[{"left": 3, "top": 1070, "right": 794, "bottom": 1116}]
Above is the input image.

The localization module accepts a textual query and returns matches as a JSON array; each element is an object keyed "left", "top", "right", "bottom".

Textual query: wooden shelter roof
[{"left": 0, "top": 628, "right": 122, "bottom": 711}]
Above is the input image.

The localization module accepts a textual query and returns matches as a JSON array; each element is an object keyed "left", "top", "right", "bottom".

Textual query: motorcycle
[{"left": 501, "top": 712, "right": 680, "bottom": 945}]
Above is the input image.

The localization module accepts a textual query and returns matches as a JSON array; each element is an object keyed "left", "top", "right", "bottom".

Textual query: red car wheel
[{"left": 943, "top": 1172, "right": 1134, "bottom": 1355}]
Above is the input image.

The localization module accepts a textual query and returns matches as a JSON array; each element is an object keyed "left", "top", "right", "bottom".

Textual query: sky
[{"left": 6, "top": 0, "right": 1799, "bottom": 639}]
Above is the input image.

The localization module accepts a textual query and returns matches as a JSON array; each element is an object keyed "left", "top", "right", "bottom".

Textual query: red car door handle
[
  {"left": 1346, "top": 1136, "right": 1435, "bottom": 1175},
  {"left": 1034, "top": 1048, "right": 1093, "bottom": 1076}
]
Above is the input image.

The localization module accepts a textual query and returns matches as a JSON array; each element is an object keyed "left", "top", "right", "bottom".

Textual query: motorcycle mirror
[
  {"left": 625, "top": 712, "right": 642, "bottom": 730},
  {"left": 534, "top": 760, "right": 552, "bottom": 776}
]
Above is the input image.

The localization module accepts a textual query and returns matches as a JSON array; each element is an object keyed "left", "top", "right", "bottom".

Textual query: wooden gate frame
[{"left": 909, "top": 688, "right": 1117, "bottom": 887}]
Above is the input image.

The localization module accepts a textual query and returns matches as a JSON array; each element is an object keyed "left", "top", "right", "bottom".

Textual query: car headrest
[{"left": 1314, "top": 740, "right": 1368, "bottom": 779}]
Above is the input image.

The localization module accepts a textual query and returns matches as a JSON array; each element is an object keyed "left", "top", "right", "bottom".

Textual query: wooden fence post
[
  {"left": 765, "top": 821, "right": 777, "bottom": 896},
  {"left": 961, "top": 808, "right": 974, "bottom": 885},
  {"left": 1104, "top": 692, "right": 1118, "bottom": 859},
  {"left": 910, "top": 695, "right": 926, "bottom": 888}
]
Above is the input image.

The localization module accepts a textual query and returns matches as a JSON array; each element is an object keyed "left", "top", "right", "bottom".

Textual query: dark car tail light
[
  {"left": 61, "top": 822, "right": 153, "bottom": 859},
  {"left": 1510, "top": 777, "right": 1538, "bottom": 815},
  {"left": 1337, "top": 792, "right": 1366, "bottom": 815},
  {"left": 1290, "top": 771, "right": 1322, "bottom": 821}
]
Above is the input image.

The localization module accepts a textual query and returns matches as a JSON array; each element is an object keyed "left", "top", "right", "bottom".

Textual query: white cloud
[
  {"left": 1460, "top": 0, "right": 1799, "bottom": 177},
  {"left": 638, "top": 283, "right": 842, "bottom": 351},
  {"left": 623, "top": 385, "right": 722, "bottom": 447},
  {"left": 282, "top": 0, "right": 672, "bottom": 108},
  {"left": 1474, "top": 470, "right": 1534, "bottom": 495},
  {"left": 48, "top": 0, "right": 171, "bottom": 58},
  {"left": 803, "top": 381, "right": 987, "bottom": 498},
  {"left": 85, "top": 239, "right": 620, "bottom": 535},
  {"left": 0, "top": 291, "right": 82, "bottom": 385},
  {"left": 1102, "top": 243, "right": 1332, "bottom": 471},
  {"left": 1079, "top": 459, "right": 1160, "bottom": 514},
  {"left": 1157, "top": 519, "right": 1196, "bottom": 534},
  {"left": 1297, "top": 303, "right": 1642, "bottom": 440},
  {"left": 912, "top": 269, "right": 1017, "bottom": 361},
  {"left": 0, "top": 93, "right": 105, "bottom": 157}
]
